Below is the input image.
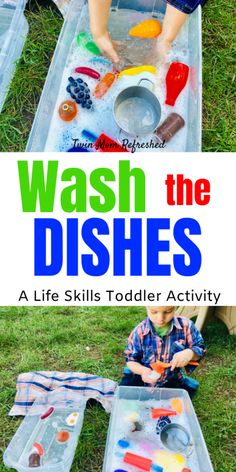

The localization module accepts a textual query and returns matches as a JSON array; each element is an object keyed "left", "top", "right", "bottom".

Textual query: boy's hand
[
  {"left": 93, "top": 31, "right": 119, "bottom": 63},
  {"left": 141, "top": 366, "right": 157, "bottom": 384},
  {"left": 170, "top": 349, "right": 194, "bottom": 371}
]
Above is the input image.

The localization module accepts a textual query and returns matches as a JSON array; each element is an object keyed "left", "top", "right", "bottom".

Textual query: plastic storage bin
[
  {"left": 0, "top": 0, "right": 28, "bottom": 112},
  {"left": 26, "top": 0, "right": 202, "bottom": 152},
  {"left": 0, "top": 0, "right": 29, "bottom": 112},
  {"left": 3, "top": 389, "right": 86, "bottom": 472},
  {"left": 103, "top": 386, "right": 214, "bottom": 472}
]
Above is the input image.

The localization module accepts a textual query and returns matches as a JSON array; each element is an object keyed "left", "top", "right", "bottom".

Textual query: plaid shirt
[{"left": 124, "top": 316, "right": 206, "bottom": 385}]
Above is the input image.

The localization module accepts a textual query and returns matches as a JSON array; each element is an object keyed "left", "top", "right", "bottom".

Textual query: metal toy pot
[{"left": 113, "top": 78, "right": 161, "bottom": 137}]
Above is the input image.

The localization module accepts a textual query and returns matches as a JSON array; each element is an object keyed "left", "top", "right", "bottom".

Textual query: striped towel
[{"left": 9, "top": 371, "right": 117, "bottom": 416}]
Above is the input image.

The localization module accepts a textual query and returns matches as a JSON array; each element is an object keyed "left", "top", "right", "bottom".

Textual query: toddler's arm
[
  {"left": 157, "top": 4, "right": 188, "bottom": 57},
  {"left": 88, "top": 0, "right": 119, "bottom": 62}
]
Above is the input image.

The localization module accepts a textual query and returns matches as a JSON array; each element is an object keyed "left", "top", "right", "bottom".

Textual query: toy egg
[
  {"left": 66, "top": 412, "right": 80, "bottom": 426},
  {"left": 129, "top": 19, "right": 162, "bottom": 38},
  {"left": 58, "top": 100, "right": 78, "bottom": 122}
]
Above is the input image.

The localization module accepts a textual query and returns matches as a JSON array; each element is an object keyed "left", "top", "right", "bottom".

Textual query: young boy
[
  {"left": 121, "top": 306, "right": 206, "bottom": 397},
  {"left": 88, "top": 0, "right": 207, "bottom": 62}
]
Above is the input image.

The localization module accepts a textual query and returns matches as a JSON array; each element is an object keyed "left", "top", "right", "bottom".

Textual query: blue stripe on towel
[{"left": 32, "top": 372, "right": 100, "bottom": 382}]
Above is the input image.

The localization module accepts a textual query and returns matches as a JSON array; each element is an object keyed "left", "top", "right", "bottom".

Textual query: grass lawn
[
  {"left": 0, "top": 0, "right": 235, "bottom": 151},
  {"left": 0, "top": 307, "right": 235, "bottom": 471}
]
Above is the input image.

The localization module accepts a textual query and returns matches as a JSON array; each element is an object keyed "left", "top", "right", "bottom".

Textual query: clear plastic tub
[
  {"left": 103, "top": 387, "right": 214, "bottom": 472},
  {"left": 26, "top": 0, "right": 202, "bottom": 152},
  {"left": 0, "top": 0, "right": 28, "bottom": 112},
  {"left": 3, "top": 389, "right": 86, "bottom": 472}
]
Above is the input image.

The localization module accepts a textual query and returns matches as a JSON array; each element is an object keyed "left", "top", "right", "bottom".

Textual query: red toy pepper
[
  {"left": 94, "top": 133, "right": 129, "bottom": 152},
  {"left": 165, "top": 62, "right": 189, "bottom": 106},
  {"left": 124, "top": 452, "right": 152, "bottom": 471},
  {"left": 74, "top": 66, "right": 100, "bottom": 80},
  {"left": 40, "top": 406, "right": 54, "bottom": 420},
  {"left": 151, "top": 408, "right": 177, "bottom": 419}
]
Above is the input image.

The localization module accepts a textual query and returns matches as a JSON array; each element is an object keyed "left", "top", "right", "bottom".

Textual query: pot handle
[
  {"left": 185, "top": 441, "right": 194, "bottom": 458},
  {"left": 137, "top": 78, "right": 155, "bottom": 91}
]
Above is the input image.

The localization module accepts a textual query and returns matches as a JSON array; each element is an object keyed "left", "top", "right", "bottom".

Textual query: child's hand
[
  {"left": 141, "top": 367, "right": 157, "bottom": 384},
  {"left": 93, "top": 31, "right": 119, "bottom": 63},
  {"left": 170, "top": 349, "right": 194, "bottom": 371}
]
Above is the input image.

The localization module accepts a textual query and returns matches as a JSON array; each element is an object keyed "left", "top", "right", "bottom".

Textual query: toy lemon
[
  {"left": 129, "top": 19, "right": 162, "bottom": 38},
  {"left": 154, "top": 450, "right": 185, "bottom": 472}
]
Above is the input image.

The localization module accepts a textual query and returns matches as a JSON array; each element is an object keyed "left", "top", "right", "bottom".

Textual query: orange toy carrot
[
  {"left": 151, "top": 359, "right": 199, "bottom": 374},
  {"left": 129, "top": 19, "right": 162, "bottom": 39}
]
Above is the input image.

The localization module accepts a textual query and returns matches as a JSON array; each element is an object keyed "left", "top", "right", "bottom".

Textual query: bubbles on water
[{"left": 116, "top": 97, "right": 156, "bottom": 135}]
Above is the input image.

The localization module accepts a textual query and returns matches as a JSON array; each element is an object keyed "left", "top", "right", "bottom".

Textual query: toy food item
[
  {"left": 132, "top": 421, "right": 143, "bottom": 432},
  {"left": 155, "top": 113, "right": 185, "bottom": 143},
  {"left": 129, "top": 19, "right": 162, "bottom": 38},
  {"left": 119, "top": 65, "right": 157, "bottom": 77},
  {"left": 56, "top": 430, "right": 70, "bottom": 443},
  {"left": 76, "top": 32, "right": 101, "bottom": 55},
  {"left": 182, "top": 469, "right": 191, "bottom": 472},
  {"left": 171, "top": 398, "right": 184, "bottom": 414},
  {"left": 118, "top": 439, "right": 130, "bottom": 448},
  {"left": 76, "top": 31, "right": 90, "bottom": 47},
  {"left": 126, "top": 412, "right": 140, "bottom": 422},
  {"left": 151, "top": 359, "right": 199, "bottom": 375},
  {"left": 114, "top": 470, "right": 128, "bottom": 472},
  {"left": 82, "top": 129, "right": 98, "bottom": 142},
  {"left": 165, "top": 62, "right": 189, "bottom": 106},
  {"left": 124, "top": 452, "right": 152, "bottom": 471},
  {"left": 94, "top": 133, "right": 129, "bottom": 152},
  {"left": 94, "top": 72, "right": 117, "bottom": 98},
  {"left": 151, "top": 408, "right": 177, "bottom": 419},
  {"left": 66, "top": 412, "right": 80, "bottom": 426},
  {"left": 154, "top": 450, "right": 185, "bottom": 472},
  {"left": 156, "top": 416, "right": 171, "bottom": 434},
  {"left": 33, "top": 443, "right": 44, "bottom": 456},
  {"left": 66, "top": 77, "right": 93, "bottom": 109},
  {"left": 40, "top": 406, "right": 54, "bottom": 420},
  {"left": 58, "top": 100, "right": 78, "bottom": 121},
  {"left": 74, "top": 66, "right": 100, "bottom": 80},
  {"left": 28, "top": 453, "right": 41, "bottom": 467},
  {"left": 85, "top": 41, "right": 101, "bottom": 56},
  {"left": 67, "top": 146, "right": 89, "bottom": 152}
]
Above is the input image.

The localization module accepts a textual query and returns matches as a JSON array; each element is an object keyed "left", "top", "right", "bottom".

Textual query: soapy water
[
  {"left": 45, "top": 5, "right": 190, "bottom": 152},
  {"left": 105, "top": 398, "right": 201, "bottom": 472},
  {"left": 116, "top": 96, "right": 157, "bottom": 135},
  {"left": 17, "top": 407, "right": 80, "bottom": 468}
]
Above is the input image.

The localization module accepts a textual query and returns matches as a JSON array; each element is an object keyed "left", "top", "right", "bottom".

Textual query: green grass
[
  {"left": 0, "top": 307, "right": 235, "bottom": 471},
  {"left": 0, "top": 0, "right": 235, "bottom": 151}
]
